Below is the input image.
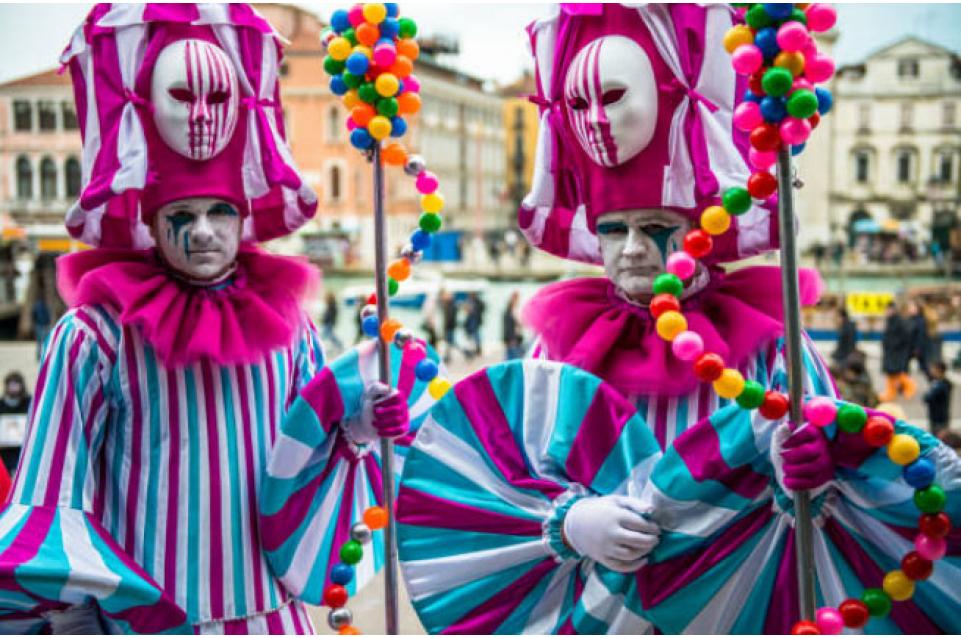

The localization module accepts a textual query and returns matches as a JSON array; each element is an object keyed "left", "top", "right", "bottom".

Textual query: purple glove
[
  {"left": 370, "top": 386, "right": 410, "bottom": 439},
  {"left": 780, "top": 423, "right": 833, "bottom": 491}
]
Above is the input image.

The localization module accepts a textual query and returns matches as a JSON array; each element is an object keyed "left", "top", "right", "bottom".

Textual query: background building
[{"left": 500, "top": 71, "right": 538, "bottom": 217}]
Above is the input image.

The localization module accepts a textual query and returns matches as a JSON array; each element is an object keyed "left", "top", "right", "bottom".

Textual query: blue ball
[
  {"left": 815, "top": 87, "right": 834, "bottom": 115},
  {"left": 415, "top": 358, "right": 439, "bottom": 382},
  {"left": 743, "top": 90, "right": 762, "bottom": 104},
  {"left": 346, "top": 52, "right": 369, "bottom": 76},
  {"left": 329, "top": 75, "right": 348, "bottom": 96},
  {"left": 791, "top": 143, "right": 806, "bottom": 156},
  {"left": 330, "top": 563, "right": 354, "bottom": 585},
  {"left": 330, "top": 9, "right": 351, "bottom": 33},
  {"left": 760, "top": 96, "right": 787, "bottom": 123},
  {"left": 904, "top": 458, "right": 936, "bottom": 489},
  {"left": 385, "top": 3, "right": 399, "bottom": 17},
  {"left": 396, "top": 80, "right": 405, "bottom": 94},
  {"left": 411, "top": 229, "right": 431, "bottom": 250},
  {"left": 380, "top": 18, "right": 400, "bottom": 39},
  {"left": 755, "top": 27, "right": 780, "bottom": 59},
  {"left": 763, "top": 3, "right": 793, "bottom": 19},
  {"left": 390, "top": 116, "right": 408, "bottom": 137},
  {"left": 350, "top": 128, "right": 374, "bottom": 150},
  {"left": 362, "top": 314, "right": 380, "bottom": 337}
]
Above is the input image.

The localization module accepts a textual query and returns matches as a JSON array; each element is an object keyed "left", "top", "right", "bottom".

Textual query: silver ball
[
  {"left": 350, "top": 521, "right": 372, "bottom": 544},
  {"left": 404, "top": 154, "right": 427, "bottom": 177},
  {"left": 360, "top": 304, "right": 379, "bottom": 320},
  {"left": 393, "top": 328, "right": 414, "bottom": 349},
  {"left": 400, "top": 244, "right": 422, "bottom": 264},
  {"left": 328, "top": 607, "right": 353, "bottom": 631}
]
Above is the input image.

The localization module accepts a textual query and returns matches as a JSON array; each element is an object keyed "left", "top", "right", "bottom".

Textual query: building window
[
  {"left": 945, "top": 102, "right": 957, "bottom": 128},
  {"left": 327, "top": 105, "right": 341, "bottom": 143},
  {"left": 13, "top": 100, "right": 32, "bottom": 131},
  {"left": 65, "top": 156, "right": 81, "bottom": 197},
  {"left": 900, "top": 103, "right": 913, "bottom": 130},
  {"left": 329, "top": 164, "right": 341, "bottom": 202},
  {"left": 936, "top": 151, "right": 954, "bottom": 183},
  {"left": 897, "top": 58, "right": 919, "bottom": 79},
  {"left": 15, "top": 156, "right": 32, "bottom": 199},
  {"left": 62, "top": 101, "right": 78, "bottom": 130},
  {"left": 40, "top": 157, "right": 58, "bottom": 200},
  {"left": 38, "top": 101, "right": 57, "bottom": 131},
  {"left": 894, "top": 148, "right": 916, "bottom": 184},
  {"left": 857, "top": 103, "right": 871, "bottom": 131},
  {"left": 853, "top": 149, "right": 871, "bottom": 184}
]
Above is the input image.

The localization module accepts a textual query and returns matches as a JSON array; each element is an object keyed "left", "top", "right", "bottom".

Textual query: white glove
[
  {"left": 44, "top": 603, "right": 105, "bottom": 634},
  {"left": 562, "top": 495, "right": 660, "bottom": 572}
]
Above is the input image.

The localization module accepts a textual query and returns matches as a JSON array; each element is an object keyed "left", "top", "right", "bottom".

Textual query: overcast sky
[{"left": 0, "top": 3, "right": 959, "bottom": 87}]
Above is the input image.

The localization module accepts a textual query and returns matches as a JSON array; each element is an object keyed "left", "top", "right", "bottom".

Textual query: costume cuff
[{"left": 542, "top": 486, "right": 588, "bottom": 562}]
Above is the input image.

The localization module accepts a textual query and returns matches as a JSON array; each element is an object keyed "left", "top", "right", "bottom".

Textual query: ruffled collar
[
  {"left": 522, "top": 266, "right": 823, "bottom": 398},
  {"left": 57, "top": 245, "right": 321, "bottom": 368}
]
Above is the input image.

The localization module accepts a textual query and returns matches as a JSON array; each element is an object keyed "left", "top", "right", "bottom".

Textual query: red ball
[
  {"left": 750, "top": 123, "right": 782, "bottom": 152},
  {"left": 862, "top": 415, "right": 894, "bottom": 447},
  {"left": 901, "top": 550, "right": 934, "bottom": 581},
  {"left": 324, "top": 584, "right": 349, "bottom": 608},
  {"left": 747, "top": 171, "right": 778, "bottom": 199},
  {"left": 759, "top": 391, "right": 790, "bottom": 420},
  {"left": 838, "top": 599, "right": 869, "bottom": 628},
  {"left": 366, "top": 293, "right": 378, "bottom": 306},
  {"left": 694, "top": 353, "right": 725, "bottom": 383},
  {"left": 808, "top": 112, "right": 821, "bottom": 129},
  {"left": 791, "top": 620, "right": 821, "bottom": 635},
  {"left": 919, "top": 512, "right": 951, "bottom": 539},
  {"left": 748, "top": 72, "right": 766, "bottom": 96},
  {"left": 683, "top": 229, "right": 713, "bottom": 259},
  {"left": 650, "top": 293, "right": 681, "bottom": 319}
]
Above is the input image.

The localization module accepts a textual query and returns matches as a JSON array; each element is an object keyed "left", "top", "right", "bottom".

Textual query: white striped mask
[
  {"left": 563, "top": 35, "right": 658, "bottom": 168},
  {"left": 151, "top": 39, "right": 239, "bottom": 161}
]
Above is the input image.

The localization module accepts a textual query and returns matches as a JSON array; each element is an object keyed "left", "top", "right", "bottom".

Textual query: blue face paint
[
  {"left": 597, "top": 221, "right": 628, "bottom": 235},
  {"left": 644, "top": 225, "right": 680, "bottom": 264},
  {"left": 208, "top": 202, "right": 238, "bottom": 217},
  {"left": 166, "top": 211, "right": 194, "bottom": 259}
]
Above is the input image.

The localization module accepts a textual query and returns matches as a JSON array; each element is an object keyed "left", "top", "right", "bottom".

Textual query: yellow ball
[
  {"left": 428, "top": 377, "right": 452, "bottom": 400},
  {"left": 421, "top": 193, "right": 444, "bottom": 214},
  {"left": 375, "top": 72, "right": 400, "bottom": 97},
  {"left": 701, "top": 206, "right": 731, "bottom": 236},
  {"left": 368, "top": 115, "right": 392, "bottom": 140},
  {"left": 353, "top": 45, "right": 373, "bottom": 60},
  {"left": 882, "top": 569, "right": 915, "bottom": 601},
  {"left": 714, "top": 368, "right": 745, "bottom": 399},
  {"left": 774, "top": 51, "right": 805, "bottom": 77},
  {"left": 656, "top": 311, "right": 688, "bottom": 341},
  {"left": 723, "top": 25, "right": 754, "bottom": 54},
  {"left": 342, "top": 90, "right": 360, "bottom": 110},
  {"left": 887, "top": 434, "right": 920, "bottom": 465},
  {"left": 328, "top": 36, "right": 352, "bottom": 61},
  {"left": 362, "top": 3, "right": 387, "bottom": 24}
]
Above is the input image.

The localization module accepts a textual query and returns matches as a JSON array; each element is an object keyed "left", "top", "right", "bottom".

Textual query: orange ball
[
  {"left": 389, "top": 55, "right": 413, "bottom": 79},
  {"left": 382, "top": 142, "right": 407, "bottom": 165},
  {"left": 387, "top": 258, "right": 411, "bottom": 281},
  {"left": 380, "top": 318, "right": 402, "bottom": 342},
  {"left": 396, "top": 92, "right": 421, "bottom": 115},
  {"left": 355, "top": 22, "right": 380, "bottom": 47},
  {"left": 351, "top": 104, "right": 376, "bottom": 127},
  {"left": 338, "top": 626, "right": 361, "bottom": 635},
  {"left": 364, "top": 506, "right": 388, "bottom": 530},
  {"left": 396, "top": 38, "right": 419, "bottom": 61}
]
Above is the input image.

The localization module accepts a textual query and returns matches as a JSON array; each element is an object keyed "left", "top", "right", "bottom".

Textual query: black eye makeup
[
  {"left": 167, "top": 211, "right": 195, "bottom": 225},
  {"left": 596, "top": 221, "right": 629, "bottom": 235},
  {"left": 208, "top": 203, "right": 238, "bottom": 217}
]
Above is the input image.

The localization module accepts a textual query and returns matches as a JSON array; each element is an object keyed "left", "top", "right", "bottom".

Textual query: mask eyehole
[
  {"left": 208, "top": 90, "right": 230, "bottom": 105},
  {"left": 601, "top": 87, "right": 626, "bottom": 106},
  {"left": 168, "top": 88, "right": 195, "bottom": 103},
  {"left": 568, "top": 96, "right": 589, "bottom": 111}
]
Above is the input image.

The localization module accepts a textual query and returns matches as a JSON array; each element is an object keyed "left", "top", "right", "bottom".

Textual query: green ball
[
  {"left": 339, "top": 540, "right": 363, "bottom": 564},
  {"left": 398, "top": 17, "right": 418, "bottom": 39},
  {"left": 761, "top": 67, "right": 794, "bottom": 98},
  {"left": 745, "top": 4, "right": 773, "bottom": 29},
  {"left": 343, "top": 27, "right": 357, "bottom": 45},
  {"left": 377, "top": 97, "right": 400, "bottom": 117},
  {"left": 789, "top": 8, "right": 807, "bottom": 25},
  {"left": 323, "top": 55, "right": 345, "bottom": 76},
  {"left": 787, "top": 90, "right": 819, "bottom": 119},
  {"left": 652, "top": 273, "right": 684, "bottom": 298},
  {"left": 358, "top": 83, "right": 379, "bottom": 104},
  {"left": 862, "top": 588, "right": 892, "bottom": 617},
  {"left": 388, "top": 277, "right": 399, "bottom": 296},
  {"left": 736, "top": 380, "right": 766, "bottom": 409},
  {"left": 914, "top": 485, "right": 947, "bottom": 514},
  {"left": 419, "top": 212, "right": 442, "bottom": 233},
  {"left": 836, "top": 403, "right": 868, "bottom": 433},
  {"left": 342, "top": 72, "right": 363, "bottom": 89},
  {"left": 722, "top": 187, "right": 752, "bottom": 216}
]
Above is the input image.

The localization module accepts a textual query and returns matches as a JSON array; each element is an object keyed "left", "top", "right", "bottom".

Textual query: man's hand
[
  {"left": 345, "top": 382, "right": 409, "bottom": 445},
  {"left": 778, "top": 422, "right": 833, "bottom": 491},
  {"left": 562, "top": 495, "right": 659, "bottom": 572}
]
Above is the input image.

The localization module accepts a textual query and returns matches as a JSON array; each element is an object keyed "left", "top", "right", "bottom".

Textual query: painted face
[
  {"left": 151, "top": 39, "right": 239, "bottom": 161},
  {"left": 564, "top": 35, "right": 658, "bottom": 167},
  {"left": 153, "top": 197, "right": 241, "bottom": 281},
  {"left": 597, "top": 209, "right": 691, "bottom": 300}
]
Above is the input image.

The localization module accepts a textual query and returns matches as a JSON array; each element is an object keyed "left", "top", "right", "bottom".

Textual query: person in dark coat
[
  {"left": 321, "top": 291, "right": 343, "bottom": 351},
  {"left": 831, "top": 307, "right": 857, "bottom": 366},
  {"left": 880, "top": 302, "right": 916, "bottom": 402},
  {"left": 906, "top": 300, "right": 931, "bottom": 380},
  {"left": 502, "top": 291, "right": 523, "bottom": 360},
  {"left": 0, "top": 371, "right": 31, "bottom": 476},
  {"left": 923, "top": 361, "right": 953, "bottom": 438},
  {"left": 464, "top": 292, "right": 486, "bottom": 359}
]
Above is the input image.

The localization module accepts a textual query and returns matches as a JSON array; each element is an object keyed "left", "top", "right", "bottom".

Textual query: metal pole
[
  {"left": 372, "top": 143, "right": 399, "bottom": 634},
  {"left": 776, "top": 148, "right": 817, "bottom": 621}
]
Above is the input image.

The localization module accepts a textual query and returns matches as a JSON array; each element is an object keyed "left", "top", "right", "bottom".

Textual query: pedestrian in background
[
  {"left": 906, "top": 300, "right": 931, "bottom": 380},
  {"left": 831, "top": 307, "right": 857, "bottom": 367},
  {"left": 321, "top": 291, "right": 343, "bottom": 352},
  {"left": 31, "top": 294, "right": 51, "bottom": 361},
  {"left": 503, "top": 291, "right": 524, "bottom": 360},
  {"left": 835, "top": 353, "right": 878, "bottom": 409},
  {"left": 923, "top": 361, "right": 953, "bottom": 439},
  {"left": 464, "top": 292, "right": 486, "bottom": 359},
  {"left": 440, "top": 289, "right": 461, "bottom": 363},
  {"left": 0, "top": 371, "right": 30, "bottom": 476},
  {"left": 880, "top": 302, "right": 916, "bottom": 402}
]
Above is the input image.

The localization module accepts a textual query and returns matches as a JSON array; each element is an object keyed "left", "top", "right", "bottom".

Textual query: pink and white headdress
[
  {"left": 60, "top": 3, "right": 317, "bottom": 249},
  {"left": 521, "top": 3, "right": 777, "bottom": 266}
]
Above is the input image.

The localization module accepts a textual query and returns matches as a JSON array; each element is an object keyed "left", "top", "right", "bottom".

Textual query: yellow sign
[{"left": 846, "top": 291, "right": 895, "bottom": 316}]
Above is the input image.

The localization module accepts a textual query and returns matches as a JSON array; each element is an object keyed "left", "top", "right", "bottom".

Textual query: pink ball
[
  {"left": 373, "top": 43, "right": 397, "bottom": 67},
  {"left": 415, "top": 171, "right": 439, "bottom": 195},
  {"left": 806, "top": 4, "right": 838, "bottom": 33},
  {"left": 792, "top": 78, "right": 815, "bottom": 93},
  {"left": 916, "top": 533, "right": 947, "bottom": 561},
  {"left": 731, "top": 45, "right": 763, "bottom": 75},
  {"left": 777, "top": 22, "right": 810, "bottom": 53},
  {"left": 346, "top": 117, "right": 358, "bottom": 131},
  {"left": 406, "top": 341, "right": 428, "bottom": 362},
  {"left": 815, "top": 608, "right": 844, "bottom": 635},
  {"left": 672, "top": 331, "right": 705, "bottom": 362},
  {"left": 749, "top": 148, "right": 778, "bottom": 170},
  {"left": 666, "top": 251, "right": 696, "bottom": 280},
  {"left": 803, "top": 396, "right": 837, "bottom": 427},
  {"left": 800, "top": 40, "right": 819, "bottom": 61},
  {"left": 805, "top": 54, "right": 836, "bottom": 83},
  {"left": 404, "top": 75, "right": 421, "bottom": 94},
  {"left": 733, "top": 102, "right": 763, "bottom": 132},
  {"left": 348, "top": 5, "right": 365, "bottom": 26},
  {"left": 765, "top": 193, "right": 779, "bottom": 209},
  {"left": 780, "top": 117, "right": 812, "bottom": 145}
]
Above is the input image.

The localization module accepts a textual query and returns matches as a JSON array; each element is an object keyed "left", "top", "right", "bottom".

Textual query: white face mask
[
  {"left": 153, "top": 198, "right": 241, "bottom": 281},
  {"left": 151, "top": 39, "right": 239, "bottom": 161},
  {"left": 564, "top": 35, "right": 659, "bottom": 168},
  {"left": 597, "top": 209, "right": 692, "bottom": 300}
]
